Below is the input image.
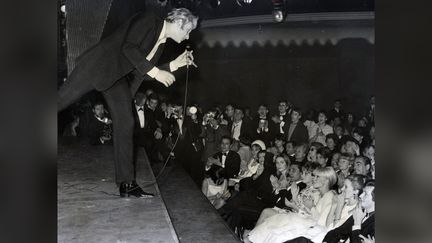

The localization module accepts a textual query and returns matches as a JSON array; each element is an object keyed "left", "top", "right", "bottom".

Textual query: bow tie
[
  {"left": 138, "top": 107, "right": 144, "bottom": 111},
  {"left": 222, "top": 152, "right": 228, "bottom": 156}
]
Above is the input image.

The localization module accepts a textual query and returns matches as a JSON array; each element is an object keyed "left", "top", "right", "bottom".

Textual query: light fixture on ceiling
[{"left": 236, "top": 0, "right": 253, "bottom": 6}]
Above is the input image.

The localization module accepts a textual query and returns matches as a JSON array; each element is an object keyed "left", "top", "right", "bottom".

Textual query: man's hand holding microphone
[{"left": 155, "top": 47, "right": 197, "bottom": 87}]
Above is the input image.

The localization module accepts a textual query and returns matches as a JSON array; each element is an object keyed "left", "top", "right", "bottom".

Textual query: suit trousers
[{"left": 58, "top": 69, "right": 136, "bottom": 184}]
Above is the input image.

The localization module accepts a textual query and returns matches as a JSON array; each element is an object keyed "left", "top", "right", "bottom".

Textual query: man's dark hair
[
  {"left": 92, "top": 101, "right": 105, "bottom": 108},
  {"left": 239, "top": 135, "right": 251, "bottom": 146},
  {"left": 147, "top": 93, "right": 159, "bottom": 101},
  {"left": 355, "top": 155, "right": 372, "bottom": 167},
  {"left": 221, "top": 135, "right": 233, "bottom": 144},
  {"left": 317, "top": 147, "right": 332, "bottom": 160},
  {"left": 291, "top": 107, "right": 302, "bottom": 117},
  {"left": 364, "top": 179, "right": 375, "bottom": 201},
  {"left": 302, "top": 161, "right": 319, "bottom": 173}
]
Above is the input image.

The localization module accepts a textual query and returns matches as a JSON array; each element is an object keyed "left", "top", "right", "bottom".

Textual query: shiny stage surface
[{"left": 58, "top": 141, "right": 178, "bottom": 242}]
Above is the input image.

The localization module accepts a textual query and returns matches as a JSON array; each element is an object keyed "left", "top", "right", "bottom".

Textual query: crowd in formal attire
[{"left": 66, "top": 90, "right": 375, "bottom": 243}]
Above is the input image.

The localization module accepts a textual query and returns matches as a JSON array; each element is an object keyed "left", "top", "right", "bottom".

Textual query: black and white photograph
[{"left": 56, "top": 0, "right": 376, "bottom": 242}]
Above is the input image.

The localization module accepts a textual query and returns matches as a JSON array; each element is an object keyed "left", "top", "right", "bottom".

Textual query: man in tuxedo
[
  {"left": 273, "top": 100, "right": 292, "bottom": 135},
  {"left": 205, "top": 136, "right": 241, "bottom": 182},
  {"left": 253, "top": 104, "right": 276, "bottom": 147},
  {"left": 57, "top": 8, "right": 198, "bottom": 198},
  {"left": 284, "top": 107, "right": 309, "bottom": 145},
  {"left": 133, "top": 92, "right": 163, "bottom": 164}
]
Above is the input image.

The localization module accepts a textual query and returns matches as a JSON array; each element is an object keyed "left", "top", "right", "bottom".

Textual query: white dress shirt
[
  {"left": 136, "top": 105, "right": 145, "bottom": 128},
  {"left": 231, "top": 120, "right": 242, "bottom": 140}
]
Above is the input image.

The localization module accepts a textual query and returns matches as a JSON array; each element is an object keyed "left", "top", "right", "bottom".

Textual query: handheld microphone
[{"left": 185, "top": 44, "right": 197, "bottom": 68}]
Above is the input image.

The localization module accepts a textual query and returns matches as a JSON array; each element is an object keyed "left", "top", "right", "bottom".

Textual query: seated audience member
[
  {"left": 133, "top": 92, "right": 164, "bottom": 163},
  {"left": 200, "top": 110, "right": 230, "bottom": 162},
  {"left": 274, "top": 100, "right": 292, "bottom": 135},
  {"left": 326, "top": 174, "right": 366, "bottom": 230},
  {"left": 244, "top": 107, "right": 254, "bottom": 122},
  {"left": 353, "top": 156, "right": 372, "bottom": 179},
  {"left": 303, "top": 109, "right": 318, "bottom": 140},
  {"left": 336, "top": 153, "right": 354, "bottom": 190},
  {"left": 285, "top": 140, "right": 296, "bottom": 159},
  {"left": 202, "top": 136, "right": 241, "bottom": 204},
  {"left": 284, "top": 107, "right": 309, "bottom": 145},
  {"left": 307, "top": 142, "right": 324, "bottom": 163},
  {"left": 254, "top": 162, "right": 313, "bottom": 227},
  {"left": 268, "top": 133, "right": 286, "bottom": 156},
  {"left": 247, "top": 166, "right": 337, "bottom": 243},
  {"left": 316, "top": 147, "right": 332, "bottom": 167},
  {"left": 254, "top": 104, "right": 275, "bottom": 146},
  {"left": 237, "top": 140, "right": 266, "bottom": 180},
  {"left": 218, "top": 151, "right": 277, "bottom": 233},
  {"left": 312, "top": 110, "right": 334, "bottom": 146},
  {"left": 341, "top": 136, "right": 361, "bottom": 157},
  {"left": 357, "top": 116, "right": 368, "bottom": 129},
  {"left": 87, "top": 101, "right": 112, "bottom": 145},
  {"left": 230, "top": 107, "right": 253, "bottom": 142},
  {"left": 334, "top": 124, "right": 344, "bottom": 139},
  {"left": 328, "top": 99, "right": 345, "bottom": 123},
  {"left": 325, "top": 133, "right": 339, "bottom": 155},
  {"left": 323, "top": 180, "right": 375, "bottom": 243},
  {"left": 362, "top": 144, "right": 375, "bottom": 179},
  {"left": 284, "top": 175, "right": 367, "bottom": 243},
  {"left": 235, "top": 135, "right": 253, "bottom": 181},
  {"left": 294, "top": 143, "right": 308, "bottom": 164},
  {"left": 352, "top": 126, "right": 368, "bottom": 151},
  {"left": 220, "top": 104, "right": 235, "bottom": 126},
  {"left": 343, "top": 112, "right": 356, "bottom": 135},
  {"left": 330, "top": 152, "right": 341, "bottom": 171}
]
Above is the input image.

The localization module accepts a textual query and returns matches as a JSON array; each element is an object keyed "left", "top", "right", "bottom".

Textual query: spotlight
[
  {"left": 271, "top": 0, "right": 286, "bottom": 23},
  {"left": 60, "top": 5, "right": 66, "bottom": 14},
  {"left": 189, "top": 106, "right": 198, "bottom": 114}
]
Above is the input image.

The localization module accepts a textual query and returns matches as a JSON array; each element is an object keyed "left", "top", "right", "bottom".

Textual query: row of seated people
[
  {"left": 67, "top": 89, "right": 375, "bottom": 242},
  {"left": 202, "top": 135, "right": 375, "bottom": 243}
]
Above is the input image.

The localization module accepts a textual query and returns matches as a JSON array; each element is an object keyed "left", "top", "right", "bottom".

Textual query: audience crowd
[{"left": 66, "top": 90, "right": 376, "bottom": 243}]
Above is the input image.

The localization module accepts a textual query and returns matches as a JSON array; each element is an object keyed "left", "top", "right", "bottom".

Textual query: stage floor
[{"left": 58, "top": 141, "right": 178, "bottom": 242}]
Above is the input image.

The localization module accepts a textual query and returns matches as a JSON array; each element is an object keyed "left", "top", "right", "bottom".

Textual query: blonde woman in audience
[{"left": 246, "top": 167, "right": 337, "bottom": 243}]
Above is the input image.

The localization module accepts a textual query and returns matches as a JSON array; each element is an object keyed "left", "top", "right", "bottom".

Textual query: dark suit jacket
[
  {"left": 252, "top": 116, "right": 277, "bottom": 146},
  {"left": 284, "top": 122, "right": 309, "bottom": 144},
  {"left": 206, "top": 150, "right": 241, "bottom": 180},
  {"left": 229, "top": 119, "right": 253, "bottom": 140},
  {"left": 72, "top": 12, "right": 169, "bottom": 94},
  {"left": 323, "top": 213, "right": 375, "bottom": 243},
  {"left": 87, "top": 115, "right": 112, "bottom": 145}
]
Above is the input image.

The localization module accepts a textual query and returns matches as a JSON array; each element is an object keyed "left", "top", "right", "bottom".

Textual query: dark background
[{"left": 158, "top": 37, "right": 374, "bottom": 116}]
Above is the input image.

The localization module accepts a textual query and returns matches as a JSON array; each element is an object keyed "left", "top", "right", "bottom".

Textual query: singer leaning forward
[{"left": 57, "top": 8, "right": 199, "bottom": 198}]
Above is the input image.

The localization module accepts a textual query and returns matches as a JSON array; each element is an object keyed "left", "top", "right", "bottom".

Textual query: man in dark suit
[
  {"left": 284, "top": 107, "right": 309, "bottom": 145},
  {"left": 57, "top": 8, "right": 199, "bottom": 197},
  {"left": 87, "top": 101, "right": 113, "bottom": 145},
  {"left": 205, "top": 136, "right": 241, "bottom": 182},
  {"left": 229, "top": 108, "right": 253, "bottom": 143},
  {"left": 253, "top": 104, "right": 277, "bottom": 147},
  {"left": 133, "top": 92, "right": 163, "bottom": 164}
]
